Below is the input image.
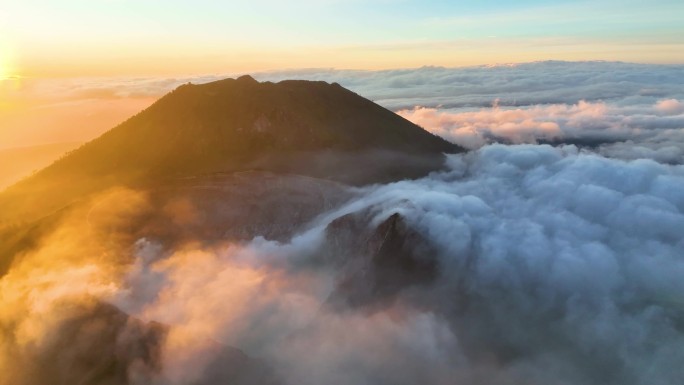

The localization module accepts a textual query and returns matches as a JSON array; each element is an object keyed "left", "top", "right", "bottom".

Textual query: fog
[{"left": 124, "top": 144, "right": 684, "bottom": 385}]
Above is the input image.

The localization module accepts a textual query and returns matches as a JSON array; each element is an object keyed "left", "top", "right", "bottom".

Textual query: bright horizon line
[{"left": 4, "top": 59, "right": 684, "bottom": 81}]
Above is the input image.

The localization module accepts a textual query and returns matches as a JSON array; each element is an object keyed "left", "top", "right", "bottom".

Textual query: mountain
[
  {"left": 325, "top": 211, "right": 439, "bottom": 310},
  {"left": 0, "top": 75, "right": 461, "bottom": 223},
  {"left": 0, "top": 76, "right": 462, "bottom": 385}
]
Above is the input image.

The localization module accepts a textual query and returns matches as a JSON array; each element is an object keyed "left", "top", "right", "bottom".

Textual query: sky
[
  {"left": 1, "top": 0, "right": 683, "bottom": 78},
  {"left": 0, "top": 0, "right": 683, "bottom": 155}
]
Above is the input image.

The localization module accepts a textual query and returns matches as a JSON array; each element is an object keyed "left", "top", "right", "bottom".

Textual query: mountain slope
[{"left": 0, "top": 75, "right": 461, "bottom": 222}]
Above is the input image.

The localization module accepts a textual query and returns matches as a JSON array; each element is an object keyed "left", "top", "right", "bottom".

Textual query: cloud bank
[
  {"left": 6, "top": 61, "right": 683, "bottom": 165},
  {"left": 255, "top": 61, "right": 684, "bottom": 110},
  {"left": 396, "top": 99, "right": 684, "bottom": 159},
  {"left": 4, "top": 144, "right": 681, "bottom": 384},
  {"left": 119, "top": 144, "right": 684, "bottom": 385}
]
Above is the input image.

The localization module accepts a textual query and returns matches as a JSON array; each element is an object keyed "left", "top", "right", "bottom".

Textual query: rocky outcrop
[{"left": 325, "top": 211, "right": 439, "bottom": 310}]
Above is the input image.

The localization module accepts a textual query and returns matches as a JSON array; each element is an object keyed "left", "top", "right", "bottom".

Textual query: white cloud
[
  {"left": 396, "top": 99, "right": 684, "bottom": 154},
  {"left": 254, "top": 61, "right": 684, "bottom": 110},
  {"left": 103, "top": 144, "right": 684, "bottom": 385},
  {"left": 656, "top": 98, "right": 684, "bottom": 115}
]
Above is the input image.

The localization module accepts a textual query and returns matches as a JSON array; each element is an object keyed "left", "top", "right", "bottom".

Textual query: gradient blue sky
[{"left": 1, "top": 0, "right": 683, "bottom": 76}]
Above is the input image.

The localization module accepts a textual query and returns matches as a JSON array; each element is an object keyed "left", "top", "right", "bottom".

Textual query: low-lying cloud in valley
[{"left": 2, "top": 144, "right": 683, "bottom": 385}]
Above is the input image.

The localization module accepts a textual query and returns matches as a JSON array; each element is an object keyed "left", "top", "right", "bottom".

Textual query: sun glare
[
  {"left": 0, "top": 42, "right": 15, "bottom": 80},
  {"left": 0, "top": 60, "right": 19, "bottom": 81},
  {"left": 0, "top": 54, "right": 7, "bottom": 79}
]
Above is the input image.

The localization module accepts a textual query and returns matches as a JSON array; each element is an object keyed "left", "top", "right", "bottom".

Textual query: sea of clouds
[
  {"left": 119, "top": 144, "right": 684, "bottom": 384},
  {"left": 4, "top": 145, "right": 682, "bottom": 385},
  {"left": 2, "top": 61, "right": 684, "bottom": 384}
]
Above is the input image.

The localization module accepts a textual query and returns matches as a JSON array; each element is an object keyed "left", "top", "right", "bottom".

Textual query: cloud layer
[
  {"left": 102, "top": 145, "right": 684, "bottom": 384},
  {"left": 396, "top": 99, "right": 684, "bottom": 159}
]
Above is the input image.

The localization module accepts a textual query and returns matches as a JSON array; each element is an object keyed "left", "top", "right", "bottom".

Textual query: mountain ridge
[{"left": 0, "top": 76, "right": 462, "bottom": 222}]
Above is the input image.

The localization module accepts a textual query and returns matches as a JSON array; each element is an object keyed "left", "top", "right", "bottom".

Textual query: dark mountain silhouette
[{"left": 0, "top": 75, "right": 461, "bottom": 223}]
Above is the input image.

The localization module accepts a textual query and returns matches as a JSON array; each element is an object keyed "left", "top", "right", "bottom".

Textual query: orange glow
[
  {"left": 15, "top": 40, "right": 684, "bottom": 79},
  {"left": 0, "top": 76, "right": 157, "bottom": 149}
]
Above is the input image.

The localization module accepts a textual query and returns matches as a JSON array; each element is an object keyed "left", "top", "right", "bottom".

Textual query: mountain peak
[
  {"left": 236, "top": 74, "right": 258, "bottom": 84},
  {"left": 0, "top": 78, "right": 463, "bottom": 221}
]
